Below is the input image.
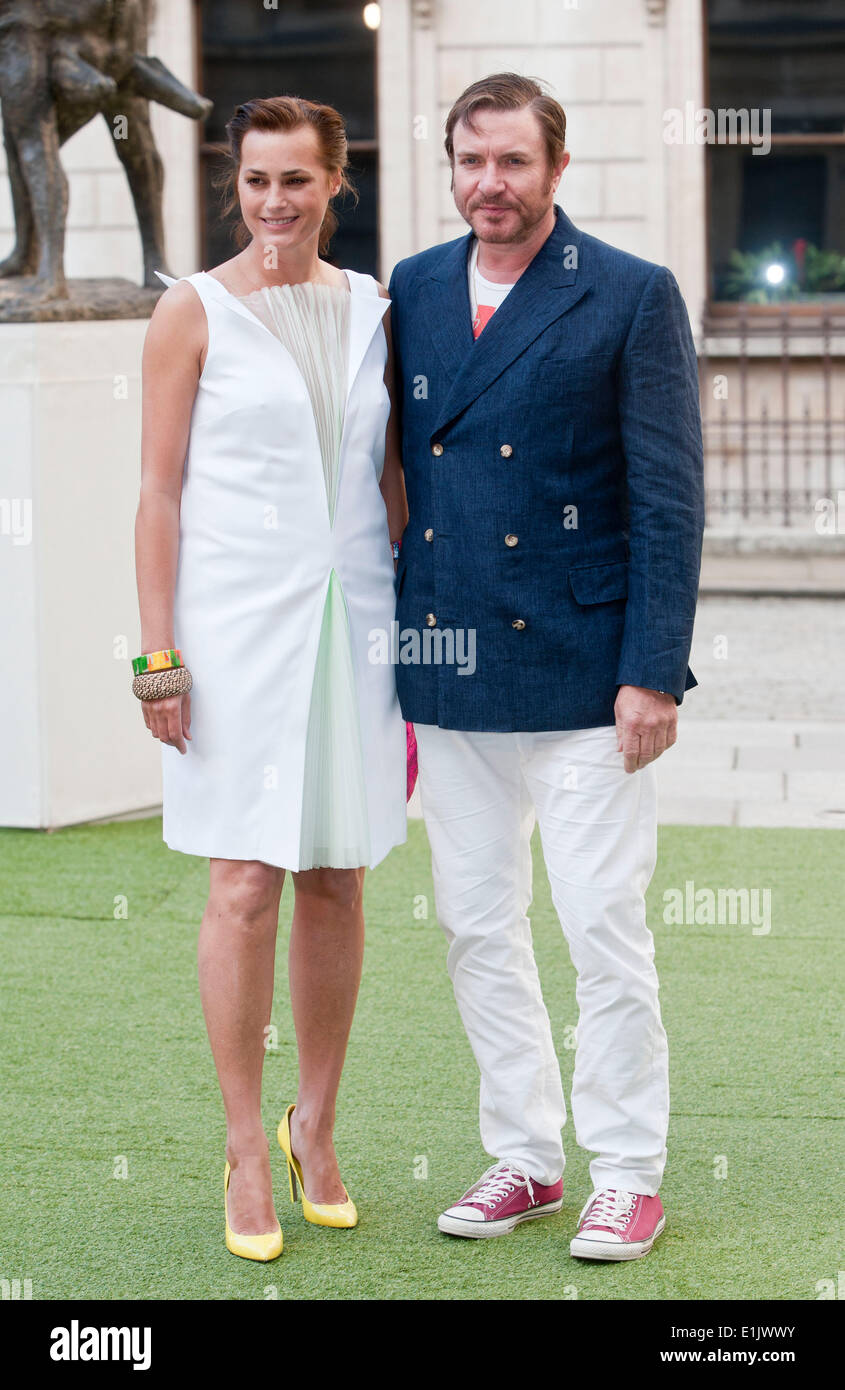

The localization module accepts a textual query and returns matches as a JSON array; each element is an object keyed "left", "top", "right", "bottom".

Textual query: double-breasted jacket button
[
  {"left": 431, "top": 443, "right": 444, "bottom": 456},
  {"left": 504, "top": 533, "right": 518, "bottom": 547},
  {"left": 424, "top": 528, "right": 434, "bottom": 542},
  {"left": 500, "top": 444, "right": 513, "bottom": 458},
  {"left": 425, "top": 613, "right": 437, "bottom": 627},
  {"left": 511, "top": 618, "right": 526, "bottom": 630}
]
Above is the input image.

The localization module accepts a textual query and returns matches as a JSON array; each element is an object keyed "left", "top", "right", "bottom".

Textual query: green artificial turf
[{"left": 0, "top": 816, "right": 841, "bottom": 1301}]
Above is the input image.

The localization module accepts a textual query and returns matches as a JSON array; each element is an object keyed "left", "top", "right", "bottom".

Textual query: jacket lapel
[
  {"left": 423, "top": 234, "right": 477, "bottom": 386},
  {"left": 424, "top": 206, "right": 591, "bottom": 437}
]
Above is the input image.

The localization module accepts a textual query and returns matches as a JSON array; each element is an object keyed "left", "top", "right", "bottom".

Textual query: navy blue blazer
[{"left": 386, "top": 204, "right": 705, "bottom": 733}]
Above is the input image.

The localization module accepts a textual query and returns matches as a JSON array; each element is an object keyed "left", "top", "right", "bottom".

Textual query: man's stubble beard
[{"left": 454, "top": 180, "right": 558, "bottom": 246}]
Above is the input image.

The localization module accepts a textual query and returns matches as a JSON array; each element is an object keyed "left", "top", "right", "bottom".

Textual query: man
[{"left": 387, "top": 73, "right": 704, "bottom": 1261}]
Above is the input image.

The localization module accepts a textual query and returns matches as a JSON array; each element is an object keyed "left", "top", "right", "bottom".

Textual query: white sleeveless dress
[{"left": 153, "top": 267, "right": 407, "bottom": 871}]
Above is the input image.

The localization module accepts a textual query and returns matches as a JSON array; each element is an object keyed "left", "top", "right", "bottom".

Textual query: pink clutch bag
[{"left": 406, "top": 722, "right": 418, "bottom": 801}]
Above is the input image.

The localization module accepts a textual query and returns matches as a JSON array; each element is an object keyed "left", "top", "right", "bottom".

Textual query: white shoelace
[
  {"left": 577, "top": 1187, "right": 636, "bottom": 1231},
  {"left": 466, "top": 1162, "right": 535, "bottom": 1210}
]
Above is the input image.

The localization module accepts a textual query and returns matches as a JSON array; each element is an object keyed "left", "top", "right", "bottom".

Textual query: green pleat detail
[{"left": 298, "top": 569, "right": 371, "bottom": 869}]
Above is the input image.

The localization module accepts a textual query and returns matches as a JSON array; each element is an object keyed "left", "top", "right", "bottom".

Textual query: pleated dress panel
[{"left": 155, "top": 268, "right": 407, "bottom": 871}]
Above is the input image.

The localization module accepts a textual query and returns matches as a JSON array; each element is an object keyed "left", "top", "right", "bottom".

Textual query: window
[
  {"left": 198, "top": 0, "right": 378, "bottom": 273},
  {"left": 706, "top": 0, "right": 845, "bottom": 303}
]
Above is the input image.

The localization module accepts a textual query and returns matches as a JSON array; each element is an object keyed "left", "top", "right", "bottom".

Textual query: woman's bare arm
[
  {"left": 134, "top": 281, "right": 206, "bottom": 751},
  {"left": 376, "top": 284, "right": 408, "bottom": 567}
]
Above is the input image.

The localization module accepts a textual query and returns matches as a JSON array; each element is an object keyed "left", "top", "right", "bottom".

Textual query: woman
[{"left": 133, "top": 96, "right": 408, "bottom": 1261}]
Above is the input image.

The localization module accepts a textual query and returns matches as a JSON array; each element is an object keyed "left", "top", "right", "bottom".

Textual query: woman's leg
[
  {"left": 198, "top": 857, "right": 285, "bottom": 1233},
  {"left": 287, "top": 866, "right": 366, "bottom": 1203}
]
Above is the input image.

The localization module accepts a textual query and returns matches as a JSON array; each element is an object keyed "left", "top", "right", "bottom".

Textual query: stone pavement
[
  {"left": 699, "top": 534, "right": 845, "bottom": 598},
  {"left": 650, "top": 718, "right": 845, "bottom": 828}
]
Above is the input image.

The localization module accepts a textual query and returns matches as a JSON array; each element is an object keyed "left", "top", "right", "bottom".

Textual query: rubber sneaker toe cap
[{"left": 442, "top": 1204, "right": 484, "bottom": 1222}]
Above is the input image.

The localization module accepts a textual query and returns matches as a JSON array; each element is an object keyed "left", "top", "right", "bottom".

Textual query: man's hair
[{"left": 444, "top": 73, "right": 567, "bottom": 170}]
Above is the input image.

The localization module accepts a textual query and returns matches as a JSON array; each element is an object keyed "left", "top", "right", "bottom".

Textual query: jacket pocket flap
[{"left": 568, "top": 559, "right": 628, "bottom": 605}]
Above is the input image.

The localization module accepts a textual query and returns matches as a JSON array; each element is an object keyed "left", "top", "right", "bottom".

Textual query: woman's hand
[{"left": 142, "top": 690, "right": 192, "bottom": 755}]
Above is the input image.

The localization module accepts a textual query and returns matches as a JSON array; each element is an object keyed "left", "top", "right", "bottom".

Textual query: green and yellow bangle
[{"left": 132, "top": 648, "right": 184, "bottom": 677}]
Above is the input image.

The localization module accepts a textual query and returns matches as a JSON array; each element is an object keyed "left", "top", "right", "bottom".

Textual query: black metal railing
[{"left": 698, "top": 305, "right": 845, "bottom": 528}]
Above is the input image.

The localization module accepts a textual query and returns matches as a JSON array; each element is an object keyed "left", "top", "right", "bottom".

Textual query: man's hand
[{"left": 614, "top": 685, "right": 677, "bottom": 773}]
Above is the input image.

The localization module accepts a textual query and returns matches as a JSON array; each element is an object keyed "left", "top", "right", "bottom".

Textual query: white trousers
[{"left": 413, "top": 722, "right": 669, "bottom": 1195}]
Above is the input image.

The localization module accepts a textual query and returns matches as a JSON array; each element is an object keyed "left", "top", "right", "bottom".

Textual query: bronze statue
[{"left": 0, "top": 0, "right": 212, "bottom": 315}]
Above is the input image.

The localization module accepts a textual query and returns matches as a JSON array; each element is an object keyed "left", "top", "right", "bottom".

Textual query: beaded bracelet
[{"left": 132, "top": 666, "right": 192, "bottom": 702}]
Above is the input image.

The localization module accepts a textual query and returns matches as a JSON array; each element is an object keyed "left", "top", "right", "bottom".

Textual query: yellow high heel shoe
[
  {"left": 277, "top": 1103, "right": 358, "bottom": 1229},
  {"left": 223, "top": 1161, "right": 283, "bottom": 1261}
]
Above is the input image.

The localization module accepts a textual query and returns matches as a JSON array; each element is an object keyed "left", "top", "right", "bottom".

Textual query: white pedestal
[{"left": 0, "top": 317, "right": 163, "bottom": 828}]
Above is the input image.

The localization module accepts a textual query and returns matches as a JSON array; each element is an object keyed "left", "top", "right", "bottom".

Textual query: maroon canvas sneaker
[
  {"left": 437, "top": 1161, "right": 563, "bottom": 1238},
  {"left": 570, "top": 1188, "right": 665, "bottom": 1261}
]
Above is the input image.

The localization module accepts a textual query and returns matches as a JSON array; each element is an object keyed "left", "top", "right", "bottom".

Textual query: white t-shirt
[{"left": 468, "top": 237, "right": 516, "bottom": 338}]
